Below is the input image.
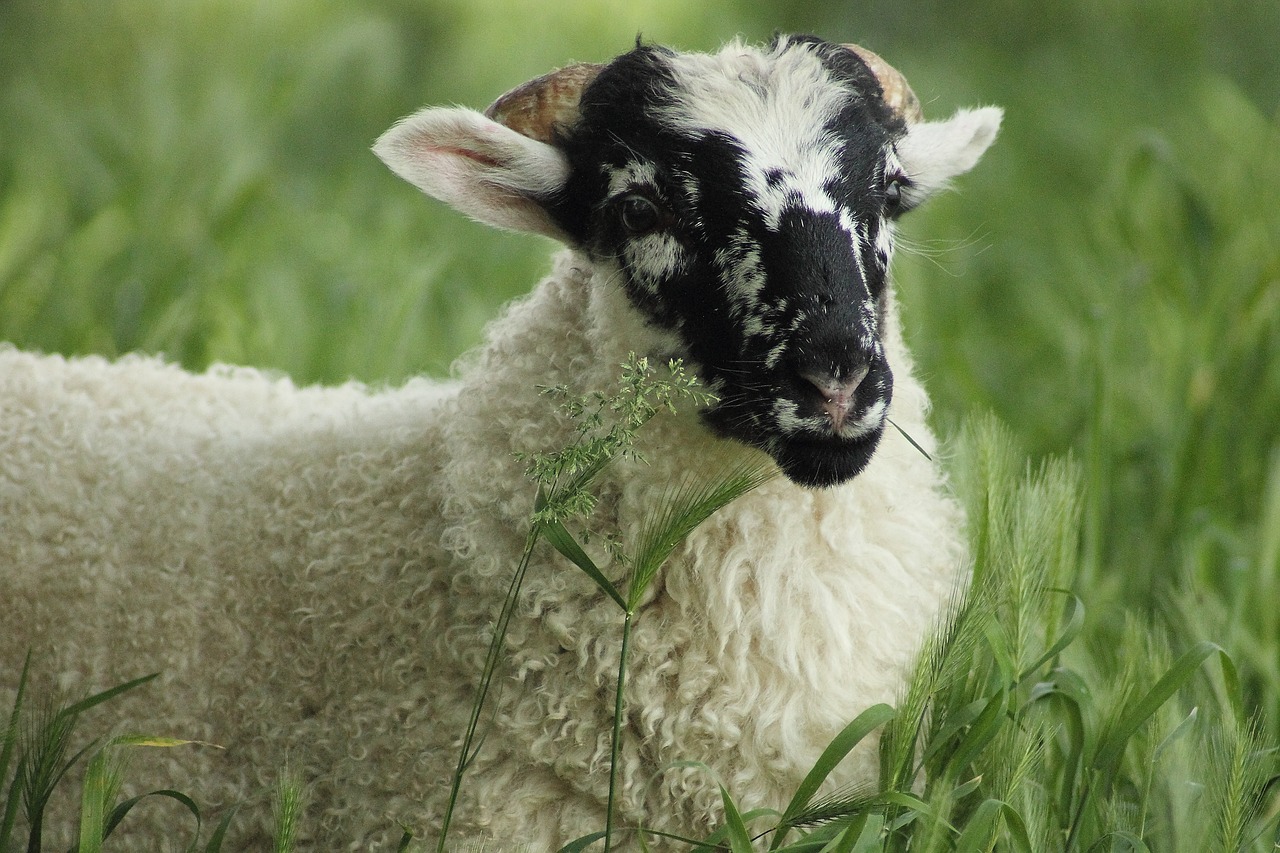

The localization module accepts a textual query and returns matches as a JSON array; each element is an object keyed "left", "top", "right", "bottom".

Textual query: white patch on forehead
[
  {"left": 606, "top": 161, "right": 660, "bottom": 196},
  {"left": 658, "top": 39, "right": 854, "bottom": 231}
]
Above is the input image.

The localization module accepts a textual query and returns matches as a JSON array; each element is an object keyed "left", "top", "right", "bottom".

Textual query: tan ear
[{"left": 372, "top": 63, "right": 603, "bottom": 242}]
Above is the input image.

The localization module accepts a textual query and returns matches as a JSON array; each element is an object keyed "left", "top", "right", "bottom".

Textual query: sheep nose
[{"left": 800, "top": 366, "right": 870, "bottom": 431}]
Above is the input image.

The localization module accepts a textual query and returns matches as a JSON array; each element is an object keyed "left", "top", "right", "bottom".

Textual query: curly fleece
[{"left": 0, "top": 250, "right": 964, "bottom": 849}]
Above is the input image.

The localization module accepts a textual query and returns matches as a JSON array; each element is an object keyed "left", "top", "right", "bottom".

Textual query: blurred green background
[{"left": 1, "top": 0, "right": 1277, "bottom": 730}]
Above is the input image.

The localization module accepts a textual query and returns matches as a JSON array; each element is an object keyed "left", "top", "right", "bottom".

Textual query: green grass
[{"left": 2, "top": 0, "right": 1278, "bottom": 847}]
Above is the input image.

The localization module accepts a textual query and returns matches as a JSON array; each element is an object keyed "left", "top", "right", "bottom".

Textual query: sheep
[{"left": 0, "top": 35, "right": 1001, "bottom": 849}]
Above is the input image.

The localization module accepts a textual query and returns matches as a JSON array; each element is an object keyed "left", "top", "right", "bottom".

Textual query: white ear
[
  {"left": 897, "top": 106, "right": 1003, "bottom": 205},
  {"left": 373, "top": 107, "right": 571, "bottom": 241}
]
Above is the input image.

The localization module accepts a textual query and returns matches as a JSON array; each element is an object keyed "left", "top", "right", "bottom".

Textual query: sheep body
[
  {"left": 0, "top": 253, "right": 960, "bottom": 848},
  {"left": 1, "top": 36, "right": 994, "bottom": 849}
]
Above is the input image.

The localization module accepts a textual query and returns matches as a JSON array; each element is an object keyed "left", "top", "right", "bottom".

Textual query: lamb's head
[{"left": 375, "top": 35, "right": 1001, "bottom": 488}]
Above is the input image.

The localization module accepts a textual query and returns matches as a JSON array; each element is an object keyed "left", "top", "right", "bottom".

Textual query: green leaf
[
  {"left": 1084, "top": 830, "right": 1151, "bottom": 852},
  {"left": 1093, "top": 641, "right": 1223, "bottom": 788},
  {"left": 949, "top": 775, "right": 983, "bottom": 801},
  {"left": 1016, "top": 590, "right": 1085, "bottom": 685},
  {"left": 948, "top": 690, "right": 1008, "bottom": 775},
  {"left": 0, "top": 651, "right": 31, "bottom": 850},
  {"left": 80, "top": 737, "right": 220, "bottom": 849},
  {"left": 981, "top": 619, "right": 1018, "bottom": 694},
  {"left": 953, "top": 798, "right": 1003, "bottom": 853},
  {"left": 201, "top": 805, "right": 240, "bottom": 853},
  {"left": 539, "top": 519, "right": 627, "bottom": 610},
  {"left": 949, "top": 799, "right": 1034, "bottom": 853},
  {"left": 886, "top": 418, "right": 933, "bottom": 461},
  {"left": 1152, "top": 707, "right": 1199, "bottom": 762},
  {"left": 921, "top": 698, "right": 988, "bottom": 769},
  {"left": 628, "top": 458, "right": 774, "bottom": 612},
  {"left": 110, "top": 735, "right": 220, "bottom": 749},
  {"left": 103, "top": 788, "right": 202, "bottom": 845},
  {"left": 556, "top": 831, "right": 606, "bottom": 853},
  {"left": 881, "top": 791, "right": 933, "bottom": 817},
  {"left": 998, "top": 803, "right": 1035, "bottom": 853},
  {"left": 78, "top": 747, "right": 126, "bottom": 853},
  {"left": 1214, "top": 645, "right": 1245, "bottom": 726},
  {"left": 1043, "top": 686, "right": 1088, "bottom": 827},
  {"left": 883, "top": 791, "right": 935, "bottom": 832},
  {"left": 720, "top": 785, "right": 755, "bottom": 853},
  {"left": 849, "top": 814, "right": 886, "bottom": 853},
  {"left": 60, "top": 672, "right": 160, "bottom": 719},
  {"left": 812, "top": 814, "right": 870, "bottom": 853},
  {"left": 771, "top": 704, "right": 895, "bottom": 850}
]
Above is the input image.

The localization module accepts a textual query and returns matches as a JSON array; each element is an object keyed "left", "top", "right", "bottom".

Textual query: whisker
[{"left": 893, "top": 226, "right": 992, "bottom": 277}]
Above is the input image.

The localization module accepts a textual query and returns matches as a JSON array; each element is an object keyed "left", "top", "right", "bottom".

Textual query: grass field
[{"left": 2, "top": 0, "right": 1278, "bottom": 848}]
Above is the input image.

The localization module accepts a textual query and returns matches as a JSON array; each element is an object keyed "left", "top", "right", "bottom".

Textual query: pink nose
[{"left": 801, "top": 366, "right": 869, "bottom": 431}]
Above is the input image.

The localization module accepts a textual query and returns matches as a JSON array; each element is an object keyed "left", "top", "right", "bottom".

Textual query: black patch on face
[
  {"left": 547, "top": 37, "right": 909, "bottom": 488},
  {"left": 546, "top": 45, "right": 682, "bottom": 244}
]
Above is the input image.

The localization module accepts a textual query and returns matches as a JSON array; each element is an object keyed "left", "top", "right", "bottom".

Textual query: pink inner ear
[
  {"left": 429, "top": 144, "right": 503, "bottom": 169},
  {"left": 375, "top": 107, "right": 572, "bottom": 242}
]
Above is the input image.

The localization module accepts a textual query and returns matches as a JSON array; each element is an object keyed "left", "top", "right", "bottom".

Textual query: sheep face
[
  {"left": 552, "top": 38, "right": 908, "bottom": 488},
  {"left": 373, "top": 36, "right": 1001, "bottom": 488}
]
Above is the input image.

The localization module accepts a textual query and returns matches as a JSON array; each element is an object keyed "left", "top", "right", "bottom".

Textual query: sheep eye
[
  {"left": 618, "top": 194, "right": 663, "bottom": 235},
  {"left": 884, "top": 174, "right": 906, "bottom": 215}
]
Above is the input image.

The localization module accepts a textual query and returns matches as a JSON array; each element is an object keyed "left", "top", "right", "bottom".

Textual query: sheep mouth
[
  {"left": 767, "top": 429, "right": 885, "bottom": 488},
  {"left": 699, "top": 388, "right": 890, "bottom": 488}
]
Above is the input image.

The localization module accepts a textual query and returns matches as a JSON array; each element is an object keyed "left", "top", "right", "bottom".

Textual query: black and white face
[
  {"left": 549, "top": 37, "right": 914, "bottom": 487},
  {"left": 373, "top": 34, "right": 1000, "bottom": 489}
]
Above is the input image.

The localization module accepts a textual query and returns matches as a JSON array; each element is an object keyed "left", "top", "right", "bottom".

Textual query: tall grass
[
  {"left": 686, "top": 418, "right": 1276, "bottom": 852},
  {"left": 0, "top": 657, "right": 315, "bottom": 852}
]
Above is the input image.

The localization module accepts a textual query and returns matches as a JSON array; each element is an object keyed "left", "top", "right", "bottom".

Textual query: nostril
[
  {"left": 846, "top": 364, "right": 870, "bottom": 393},
  {"left": 799, "top": 365, "right": 870, "bottom": 431},
  {"left": 801, "top": 366, "right": 869, "bottom": 400}
]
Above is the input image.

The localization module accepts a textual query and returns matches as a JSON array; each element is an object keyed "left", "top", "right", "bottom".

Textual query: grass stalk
[
  {"left": 272, "top": 769, "right": 306, "bottom": 853},
  {"left": 603, "top": 611, "right": 634, "bottom": 852},
  {"left": 436, "top": 534, "right": 539, "bottom": 852},
  {"left": 0, "top": 652, "right": 32, "bottom": 849}
]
